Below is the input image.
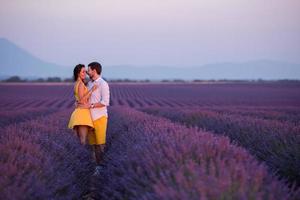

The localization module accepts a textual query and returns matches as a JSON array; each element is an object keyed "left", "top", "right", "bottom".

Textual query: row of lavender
[
  {"left": 197, "top": 106, "right": 300, "bottom": 125},
  {"left": 0, "top": 83, "right": 299, "bottom": 199},
  {"left": 110, "top": 83, "right": 300, "bottom": 107},
  {"left": 0, "top": 110, "right": 94, "bottom": 199},
  {"left": 0, "top": 84, "right": 74, "bottom": 110},
  {"left": 1, "top": 82, "right": 300, "bottom": 110},
  {"left": 0, "top": 108, "right": 58, "bottom": 127},
  {"left": 142, "top": 106, "right": 300, "bottom": 187},
  {"left": 94, "top": 107, "right": 299, "bottom": 200}
]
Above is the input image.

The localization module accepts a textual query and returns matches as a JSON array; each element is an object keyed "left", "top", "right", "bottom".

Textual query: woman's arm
[{"left": 77, "top": 83, "right": 97, "bottom": 104}]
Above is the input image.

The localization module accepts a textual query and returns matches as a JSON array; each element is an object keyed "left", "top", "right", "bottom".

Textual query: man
[{"left": 86, "top": 62, "right": 110, "bottom": 171}]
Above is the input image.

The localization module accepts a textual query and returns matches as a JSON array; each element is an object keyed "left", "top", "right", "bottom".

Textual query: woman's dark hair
[
  {"left": 88, "top": 62, "right": 102, "bottom": 75},
  {"left": 73, "top": 64, "right": 85, "bottom": 81}
]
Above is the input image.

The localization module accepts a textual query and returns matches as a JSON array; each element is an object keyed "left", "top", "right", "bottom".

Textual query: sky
[{"left": 0, "top": 0, "right": 299, "bottom": 67}]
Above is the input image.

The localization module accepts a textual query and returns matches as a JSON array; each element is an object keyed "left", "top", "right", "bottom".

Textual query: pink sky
[{"left": 0, "top": 0, "right": 299, "bottom": 67}]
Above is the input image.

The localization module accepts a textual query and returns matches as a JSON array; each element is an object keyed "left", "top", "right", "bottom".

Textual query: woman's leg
[
  {"left": 78, "top": 126, "right": 89, "bottom": 145},
  {"left": 74, "top": 126, "right": 80, "bottom": 139}
]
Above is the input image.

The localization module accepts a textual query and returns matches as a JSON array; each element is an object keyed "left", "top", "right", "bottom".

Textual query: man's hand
[
  {"left": 92, "top": 84, "right": 98, "bottom": 92},
  {"left": 75, "top": 101, "right": 91, "bottom": 109},
  {"left": 79, "top": 103, "right": 91, "bottom": 109}
]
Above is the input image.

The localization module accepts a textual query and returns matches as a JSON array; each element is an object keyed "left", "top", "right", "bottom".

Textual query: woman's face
[{"left": 79, "top": 67, "right": 86, "bottom": 81}]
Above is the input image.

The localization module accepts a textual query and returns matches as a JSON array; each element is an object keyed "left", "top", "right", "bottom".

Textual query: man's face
[{"left": 87, "top": 67, "right": 94, "bottom": 79}]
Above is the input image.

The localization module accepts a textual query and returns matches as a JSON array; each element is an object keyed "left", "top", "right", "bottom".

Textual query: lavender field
[{"left": 0, "top": 82, "right": 300, "bottom": 199}]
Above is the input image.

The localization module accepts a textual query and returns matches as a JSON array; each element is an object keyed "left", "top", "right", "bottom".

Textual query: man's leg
[
  {"left": 100, "top": 144, "right": 106, "bottom": 152},
  {"left": 87, "top": 128, "right": 96, "bottom": 160},
  {"left": 89, "top": 116, "right": 107, "bottom": 165},
  {"left": 93, "top": 145, "right": 103, "bottom": 165}
]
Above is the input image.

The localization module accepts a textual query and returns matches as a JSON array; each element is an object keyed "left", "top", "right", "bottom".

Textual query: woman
[{"left": 68, "top": 64, "right": 97, "bottom": 145}]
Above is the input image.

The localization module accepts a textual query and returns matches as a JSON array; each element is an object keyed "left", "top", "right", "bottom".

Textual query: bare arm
[{"left": 77, "top": 83, "right": 97, "bottom": 104}]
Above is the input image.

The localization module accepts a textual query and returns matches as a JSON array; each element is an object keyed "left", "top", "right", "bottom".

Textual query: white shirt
[{"left": 87, "top": 76, "right": 110, "bottom": 120}]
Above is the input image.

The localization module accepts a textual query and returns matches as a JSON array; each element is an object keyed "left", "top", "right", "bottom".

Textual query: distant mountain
[
  {"left": 1, "top": 38, "right": 299, "bottom": 80},
  {"left": 194, "top": 60, "right": 300, "bottom": 80},
  {"left": 0, "top": 38, "right": 70, "bottom": 79},
  {"left": 106, "top": 60, "right": 300, "bottom": 80}
]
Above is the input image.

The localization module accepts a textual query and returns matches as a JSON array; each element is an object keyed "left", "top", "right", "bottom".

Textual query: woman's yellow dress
[{"left": 68, "top": 81, "right": 94, "bottom": 129}]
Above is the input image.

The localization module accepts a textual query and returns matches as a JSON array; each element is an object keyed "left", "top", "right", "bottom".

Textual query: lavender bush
[
  {"left": 195, "top": 106, "right": 300, "bottom": 125},
  {"left": 0, "top": 108, "right": 57, "bottom": 127},
  {"left": 0, "top": 110, "right": 94, "bottom": 199},
  {"left": 109, "top": 82, "right": 300, "bottom": 107},
  {"left": 142, "top": 107, "right": 300, "bottom": 187},
  {"left": 1, "top": 82, "right": 300, "bottom": 199},
  {"left": 94, "top": 107, "right": 298, "bottom": 200}
]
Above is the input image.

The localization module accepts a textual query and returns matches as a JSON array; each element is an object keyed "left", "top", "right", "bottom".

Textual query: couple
[{"left": 68, "top": 62, "right": 110, "bottom": 172}]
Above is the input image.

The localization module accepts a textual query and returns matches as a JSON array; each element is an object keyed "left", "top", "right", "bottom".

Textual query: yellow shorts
[{"left": 88, "top": 116, "right": 108, "bottom": 145}]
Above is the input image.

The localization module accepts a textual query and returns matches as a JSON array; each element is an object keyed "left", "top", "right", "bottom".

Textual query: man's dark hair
[
  {"left": 73, "top": 64, "right": 85, "bottom": 81},
  {"left": 88, "top": 62, "right": 102, "bottom": 75}
]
